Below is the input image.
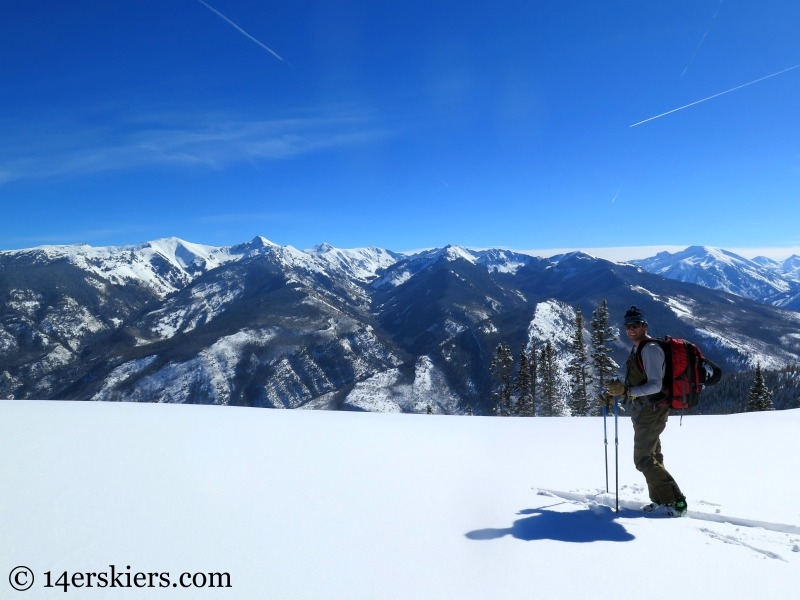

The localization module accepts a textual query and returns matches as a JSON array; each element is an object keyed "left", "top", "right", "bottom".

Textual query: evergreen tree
[
  {"left": 514, "top": 346, "right": 533, "bottom": 416},
  {"left": 528, "top": 342, "right": 538, "bottom": 416},
  {"left": 490, "top": 342, "right": 514, "bottom": 416},
  {"left": 590, "top": 299, "right": 618, "bottom": 404},
  {"left": 567, "top": 307, "right": 592, "bottom": 416},
  {"left": 538, "top": 340, "right": 567, "bottom": 416},
  {"left": 746, "top": 363, "right": 775, "bottom": 412}
]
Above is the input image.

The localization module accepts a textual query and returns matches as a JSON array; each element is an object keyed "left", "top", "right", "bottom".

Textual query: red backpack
[{"left": 636, "top": 336, "right": 722, "bottom": 409}]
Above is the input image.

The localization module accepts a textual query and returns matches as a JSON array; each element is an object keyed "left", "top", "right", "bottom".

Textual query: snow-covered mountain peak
[
  {"left": 752, "top": 255, "right": 780, "bottom": 269},
  {"left": 225, "top": 237, "right": 331, "bottom": 278},
  {"left": 137, "top": 237, "right": 233, "bottom": 268},
  {"left": 548, "top": 250, "right": 597, "bottom": 264},
  {"left": 779, "top": 255, "right": 800, "bottom": 282},
  {"left": 311, "top": 242, "right": 335, "bottom": 253},
  {"left": 306, "top": 244, "right": 400, "bottom": 283},
  {"left": 249, "top": 235, "right": 278, "bottom": 249},
  {"left": 441, "top": 245, "right": 477, "bottom": 263},
  {"left": 679, "top": 245, "right": 751, "bottom": 267},
  {"left": 639, "top": 246, "right": 746, "bottom": 271},
  {"left": 228, "top": 235, "right": 282, "bottom": 258},
  {"left": 473, "top": 248, "right": 533, "bottom": 274},
  {"left": 632, "top": 245, "right": 796, "bottom": 303}
]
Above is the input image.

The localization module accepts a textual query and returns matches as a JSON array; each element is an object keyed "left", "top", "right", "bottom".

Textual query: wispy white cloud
[
  {"left": 516, "top": 246, "right": 686, "bottom": 262},
  {"left": 726, "top": 246, "right": 800, "bottom": 261},
  {"left": 0, "top": 108, "right": 388, "bottom": 184},
  {"left": 519, "top": 245, "right": 800, "bottom": 262},
  {"left": 1, "top": 226, "right": 156, "bottom": 251}
]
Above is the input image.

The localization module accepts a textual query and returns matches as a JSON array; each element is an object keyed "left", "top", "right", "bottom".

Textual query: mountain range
[
  {"left": 3, "top": 238, "right": 800, "bottom": 413},
  {"left": 631, "top": 245, "right": 800, "bottom": 309}
]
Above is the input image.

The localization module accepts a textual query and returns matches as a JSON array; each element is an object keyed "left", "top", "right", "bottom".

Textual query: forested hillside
[{"left": 697, "top": 366, "right": 800, "bottom": 414}]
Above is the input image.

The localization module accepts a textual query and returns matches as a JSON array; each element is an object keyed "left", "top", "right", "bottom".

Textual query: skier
[{"left": 604, "top": 306, "right": 688, "bottom": 517}]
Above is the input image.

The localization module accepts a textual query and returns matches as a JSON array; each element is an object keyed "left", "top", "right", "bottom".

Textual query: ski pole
[
  {"left": 602, "top": 403, "right": 609, "bottom": 493},
  {"left": 614, "top": 394, "right": 619, "bottom": 513}
]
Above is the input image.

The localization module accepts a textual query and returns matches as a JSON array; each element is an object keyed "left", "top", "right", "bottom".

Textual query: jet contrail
[
  {"left": 681, "top": 0, "right": 725, "bottom": 78},
  {"left": 196, "top": 0, "right": 285, "bottom": 63},
  {"left": 630, "top": 63, "right": 800, "bottom": 128}
]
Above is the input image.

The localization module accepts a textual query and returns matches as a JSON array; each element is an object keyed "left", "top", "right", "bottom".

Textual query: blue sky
[{"left": 2, "top": 1, "right": 800, "bottom": 257}]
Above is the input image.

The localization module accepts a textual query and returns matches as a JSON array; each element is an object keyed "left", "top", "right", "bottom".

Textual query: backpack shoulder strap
[{"left": 634, "top": 338, "right": 665, "bottom": 367}]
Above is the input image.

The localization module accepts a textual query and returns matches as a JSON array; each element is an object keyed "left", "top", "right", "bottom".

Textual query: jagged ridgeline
[{"left": 2, "top": 238, "right": 800, "bottom": 414}]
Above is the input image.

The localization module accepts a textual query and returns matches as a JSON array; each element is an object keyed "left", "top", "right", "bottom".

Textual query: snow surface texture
[{"left": 2, "top": 401, "right": 798, "bottom": 599}]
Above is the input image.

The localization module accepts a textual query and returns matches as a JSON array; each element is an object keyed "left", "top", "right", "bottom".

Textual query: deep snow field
[{"left": 2, "top": 400, "right": 799, "bottom": 599}]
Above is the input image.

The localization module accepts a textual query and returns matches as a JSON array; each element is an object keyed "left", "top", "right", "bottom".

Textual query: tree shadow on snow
[{"left": 465, "top": 503, "right": 635, "bottom": 543}]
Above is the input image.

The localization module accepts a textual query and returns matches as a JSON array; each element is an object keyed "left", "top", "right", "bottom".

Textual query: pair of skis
[{"left": 603, "top": 396, "right": 619, "bottom": 513}]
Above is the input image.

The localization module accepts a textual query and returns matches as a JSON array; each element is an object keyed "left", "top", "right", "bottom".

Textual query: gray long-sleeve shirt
[{"left": 629, "top": 341, "right": 665, "bottom": 398}]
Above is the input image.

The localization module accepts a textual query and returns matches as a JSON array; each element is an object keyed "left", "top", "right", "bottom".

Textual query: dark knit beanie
[{"left": 623, "top": 305, "right": 647, "bottom": 325}]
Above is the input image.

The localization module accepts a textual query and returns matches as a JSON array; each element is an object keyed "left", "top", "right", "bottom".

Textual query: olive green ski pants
[{"left": 631, "top": 401, "right": 684, "bottom": 504}]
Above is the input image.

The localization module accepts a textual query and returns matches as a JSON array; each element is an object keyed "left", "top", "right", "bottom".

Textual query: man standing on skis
[{"left": 605, "top": 306, "right": 688, "bottom": 517}]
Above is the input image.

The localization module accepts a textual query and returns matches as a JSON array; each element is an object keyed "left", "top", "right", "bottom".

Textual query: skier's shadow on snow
[{"left": 465, "top": 503, "right": 635, "bottom": 543}]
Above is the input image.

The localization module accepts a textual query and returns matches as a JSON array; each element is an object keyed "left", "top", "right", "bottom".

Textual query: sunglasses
[{"left": 624, "top": 323, "right": 645, "bottom": 330}]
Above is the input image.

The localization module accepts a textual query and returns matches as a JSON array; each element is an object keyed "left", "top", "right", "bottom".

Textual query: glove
[
  {"left": 606, "top": 380, "right": 627, "bottom": 397},
  {"left": 598, "top": 393, "right": 614, "bottom": 409}
]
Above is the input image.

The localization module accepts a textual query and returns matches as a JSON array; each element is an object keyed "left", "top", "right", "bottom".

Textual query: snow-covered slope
[{"left": 2, "top": 400, "right": 798, "bottom": 599}]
